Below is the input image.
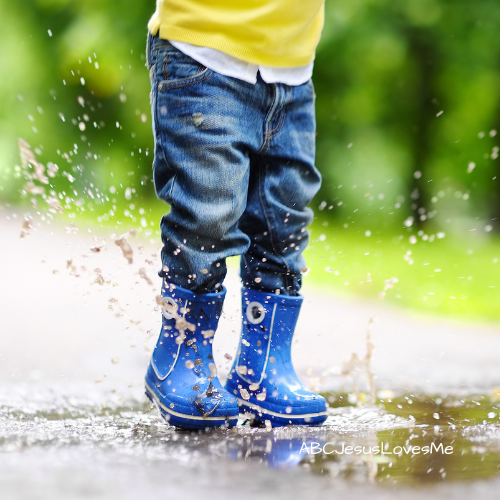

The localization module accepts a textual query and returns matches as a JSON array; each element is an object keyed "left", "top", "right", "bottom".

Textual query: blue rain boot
[
  {"left": 145, "top": 281, "right": 239, "bottom": 430},
  {"left": 225, "top": 288, "right": 328, "bottom": 427}
]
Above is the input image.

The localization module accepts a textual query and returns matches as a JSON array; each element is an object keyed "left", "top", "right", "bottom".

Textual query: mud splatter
[
  {"left": 138, "top": 268, "right": 153, "bottom": 286},
  {"left": 90, "top": 244, "right": 105, "bottom": 253},
  {"left": 20, "top": 215, "right": 33, "bottom": 238},
  {"left": 192, "top": 112, "right": 204, "bottom": 127},
  {"left": 115, "top": 234, "right": 134, "bottom": 264},
  {"left": 341, "top": 317, "right": 376, "bottom": 404}
]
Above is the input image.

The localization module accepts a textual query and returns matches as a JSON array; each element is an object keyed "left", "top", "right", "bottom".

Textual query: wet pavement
[
  {"left": 2, "top": 210, "right": 500, "bottom": 498},
  {"left": 2, "top": 386, "right": 500, "bottom": 499}
]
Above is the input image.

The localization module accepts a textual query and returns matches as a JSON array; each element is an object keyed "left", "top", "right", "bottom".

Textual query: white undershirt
[{"left": 169, "top": 40, "right": 313, "bottom": 86}]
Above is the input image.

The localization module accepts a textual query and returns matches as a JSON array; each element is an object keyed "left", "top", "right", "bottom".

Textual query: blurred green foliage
[
  {"left": 314, "top": 0, "right": 500, "bottom": 235},
  {"left": 0, "top": 0, "right": 153, "bottom": 204},
  {"left": 1, "top": 0, "right": 499, "bottom": 318},
  {"left": 2, "top": 0, "right": 500, "bottom": 233}
]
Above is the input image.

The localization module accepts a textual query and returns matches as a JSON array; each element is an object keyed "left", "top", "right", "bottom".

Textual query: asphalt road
[{"left": 2, "top": 209, "right": 500, "bottom": 499}]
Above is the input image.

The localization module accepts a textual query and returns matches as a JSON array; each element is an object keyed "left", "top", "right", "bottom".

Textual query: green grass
[{"left": 305, "top": 219, "right": 500, "bottom": 321}]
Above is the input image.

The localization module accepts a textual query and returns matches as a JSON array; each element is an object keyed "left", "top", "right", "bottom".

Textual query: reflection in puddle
[
  {"left": 305, "top": 392, "right": 500, "bottom": 484},
  {"left": 1, "top": 390, "right": 500, "bottom": 486}
]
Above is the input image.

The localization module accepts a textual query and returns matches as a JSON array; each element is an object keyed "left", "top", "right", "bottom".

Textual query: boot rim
[
  {"left": 163, "top": 281, "right": 227, "bottom": 302},
  {"left": 242, "top": 286, "right": 304, "bottom": 305}
]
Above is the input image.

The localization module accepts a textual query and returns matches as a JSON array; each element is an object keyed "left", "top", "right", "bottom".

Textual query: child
[{"left": 144, "top": 0, "right": 328, "bottom": 429}]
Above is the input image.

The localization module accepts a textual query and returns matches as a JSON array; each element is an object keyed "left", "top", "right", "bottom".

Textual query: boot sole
[
  {"left": 236, "top": 397, "right": 328, "bottom": 427},
  {"left": 145, "top": 381, "right": 238, "bottom": 430}
]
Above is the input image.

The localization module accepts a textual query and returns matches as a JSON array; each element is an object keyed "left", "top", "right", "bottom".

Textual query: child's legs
[
  {"left": 239, "top": 81, "right": 321, "bottom": 295},
  {"left": 148, "top": 35, "right": 320, "bottom": 295},
  {"left": 148, "top": 36, "right": 262, "bottom": 293}
]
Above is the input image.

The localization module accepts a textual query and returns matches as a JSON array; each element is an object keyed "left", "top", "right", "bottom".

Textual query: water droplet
[
  {"left": 404, "top": 216, "right": 414, "bottom": 228},
  {"left": 239, "top": 388, "right": 250, "bottom": 400}
]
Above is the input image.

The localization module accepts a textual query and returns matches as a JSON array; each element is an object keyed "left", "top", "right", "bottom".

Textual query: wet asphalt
[{"left": 1, "top": 210, "right": 500, "bottom": 499}]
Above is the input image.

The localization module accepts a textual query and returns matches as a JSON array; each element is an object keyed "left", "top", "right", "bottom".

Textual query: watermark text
[{"left": 301, "top": 442, "right": 453, "bottom": 456}]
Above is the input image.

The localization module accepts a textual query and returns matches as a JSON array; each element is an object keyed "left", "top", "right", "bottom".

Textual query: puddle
[
  {"left": 1, "top": 389, "right": 500, "bottom": 489},
  {"left": 307, "top": 392, "right": 500, "bottom": 485}
]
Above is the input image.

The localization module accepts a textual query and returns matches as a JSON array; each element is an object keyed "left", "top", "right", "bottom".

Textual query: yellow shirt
[{"left": 148, "top": 1, "right": 324, "bottom": 68}]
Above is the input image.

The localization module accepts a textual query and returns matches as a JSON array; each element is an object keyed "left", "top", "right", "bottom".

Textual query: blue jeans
[{"left": 146, "top": 34, "right": 321, "bottom": 295}]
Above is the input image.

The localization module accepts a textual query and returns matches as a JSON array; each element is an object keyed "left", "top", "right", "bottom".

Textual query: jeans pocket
[{"left": 158, "top": 47, "right": 212, "bottom": 90}]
